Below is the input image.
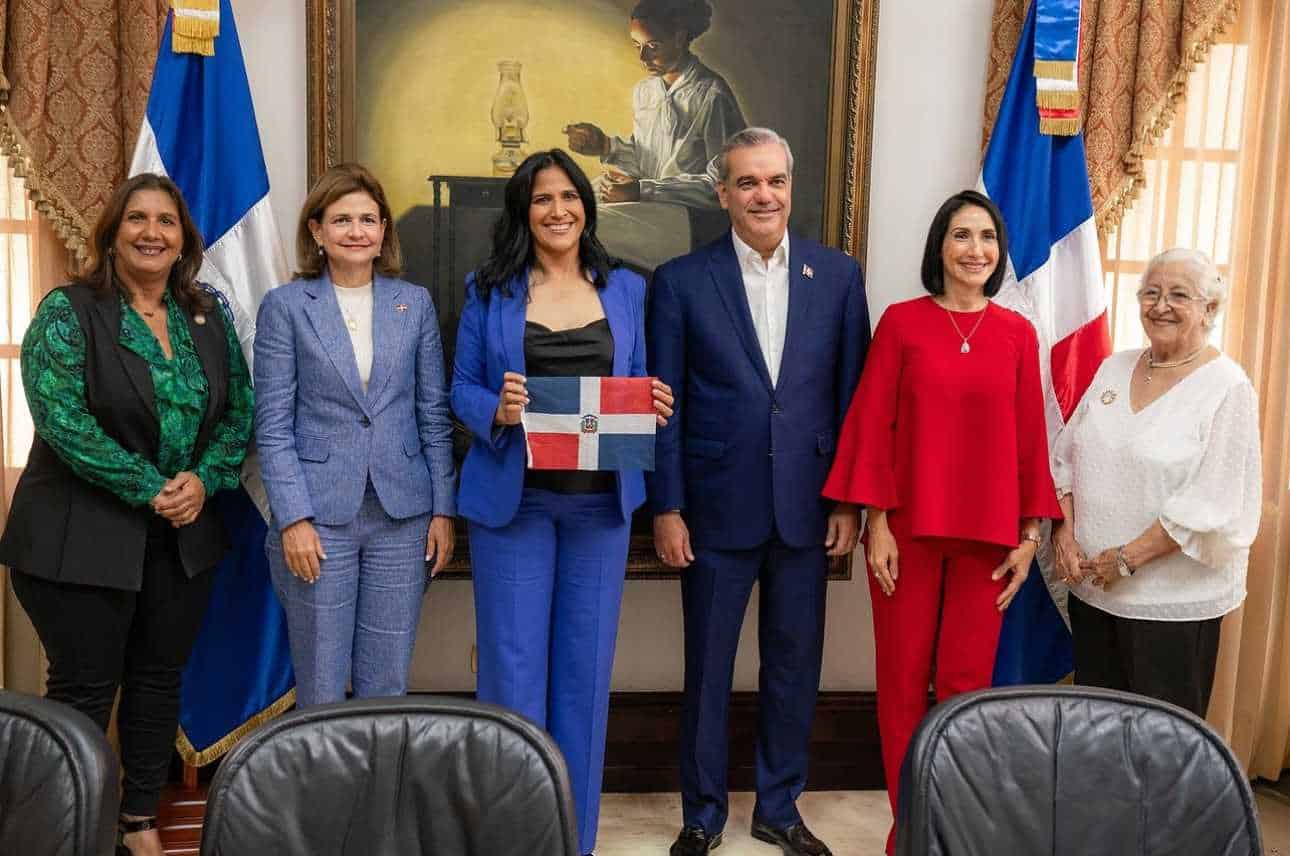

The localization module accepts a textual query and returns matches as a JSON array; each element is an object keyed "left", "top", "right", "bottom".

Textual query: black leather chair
[
  {"left": 200, "top": 696, "right": 579, "bottom": 855},
  {"left": 0, "top": 690, "right": 120, "bottom": 856},
  {"left": 896, "top": 685, "right": 1263, "bottom": 855}
]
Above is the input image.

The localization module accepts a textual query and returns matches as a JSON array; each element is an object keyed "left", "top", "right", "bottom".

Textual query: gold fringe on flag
[
  {"left": 175, "top": 688, "right": 297, "bottom": 766},
  {"left": 1033, "top": 59, "right": 1076, "bottom": 81},
  {"left": 1039, "top": 117, "right": 1080, "bottom": 136},
  {"left": 1036, "top": 89, "right": 1080, "bottom": 110},
  {"left": 171, "top": 0, "right": 220, "bottom": 56}
]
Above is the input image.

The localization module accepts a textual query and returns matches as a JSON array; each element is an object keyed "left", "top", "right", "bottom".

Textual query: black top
[{"left": 523, "top": 318, "right": 617, "bottom": 494}]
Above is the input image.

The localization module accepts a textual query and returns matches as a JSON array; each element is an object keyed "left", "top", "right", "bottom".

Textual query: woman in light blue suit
[
  {"left": 255, "top": 163, "right": 456, "bottom": 708},
  {"left": 453, "top": 149, "right": 672, "bottom": 856}
]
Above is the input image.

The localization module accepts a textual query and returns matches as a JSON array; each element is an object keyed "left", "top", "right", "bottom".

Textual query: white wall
[{"left": 234, "top": 0, "right": 995, "bottom": 692}]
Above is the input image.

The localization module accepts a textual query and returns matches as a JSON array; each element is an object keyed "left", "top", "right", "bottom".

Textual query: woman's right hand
[
  {"left": 1053, "top": 521, "right": 1087, "bottom": 585},
  {"left": 281, "top": 519, "right": 326, "bottom": 583},
  {"left": 866, "top": 510, "right": 899, "bottom": 597},
  {"left": 494, "top": 372, "right": 529, "bottom": 426}
]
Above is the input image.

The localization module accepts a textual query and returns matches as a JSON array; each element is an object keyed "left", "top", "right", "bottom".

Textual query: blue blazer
[
  {"left": 646, "top": 232, "right": 870, "bottom": 550},
  {"left": 254, "top": 272, "right": 456, "bottom": 530},
  {"left": 452, "top": 267, "right": 648, "bottom": 528}
]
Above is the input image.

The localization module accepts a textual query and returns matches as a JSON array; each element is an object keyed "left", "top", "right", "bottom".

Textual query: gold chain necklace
[
  {"left": 940, "top": 302, "right": 988, "bottom": 354},
  {"left": 1141, "top": 345, "right": 1206, "bottom": 383}
]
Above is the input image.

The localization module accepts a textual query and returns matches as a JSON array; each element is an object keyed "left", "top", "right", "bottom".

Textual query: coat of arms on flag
[{"left": 522, "top": 376, "right": 656, "bottom": 471}]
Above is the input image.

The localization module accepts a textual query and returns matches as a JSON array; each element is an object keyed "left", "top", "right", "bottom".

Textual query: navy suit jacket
[
  {"left": 451, "top": 266, "right": 649, "bottom": 528},
  {"left": 254, "top": 272, "right": 456, "bottom": 530},
  {"left": 646, "top": 232, "right": 869, "bottom": 549}
]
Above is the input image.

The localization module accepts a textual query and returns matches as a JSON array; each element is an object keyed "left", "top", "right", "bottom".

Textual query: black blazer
[{"left": 0, "top": 284, "right": 233, "bottom": 590}]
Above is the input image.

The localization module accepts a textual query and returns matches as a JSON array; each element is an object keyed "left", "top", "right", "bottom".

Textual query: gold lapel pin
[
  {"left": 1100, "top": 389, "right": 1117, "bottom": 405},
  {"left": 802, "top": 264, "right": 814, "bottom": 279},
  {"left": 194, "top": 313, "right": 207, "bottom": 325}
]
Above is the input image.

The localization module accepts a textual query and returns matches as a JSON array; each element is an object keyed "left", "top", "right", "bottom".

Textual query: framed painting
[{"left": 306, "top": 0, "right": 879, "bottom": 577}]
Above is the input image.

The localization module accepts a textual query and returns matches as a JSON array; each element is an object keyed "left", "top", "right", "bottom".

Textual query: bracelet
[
  {"left": 1115, "top": 545, "right": 1135, "bottom": 577},
  {"left": 1021, "top": 532, "right": 1042, "bottom": 547}
]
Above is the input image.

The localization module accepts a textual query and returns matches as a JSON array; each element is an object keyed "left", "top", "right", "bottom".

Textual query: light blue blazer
[
  {"left": 451, "top": 266, "right": 648, "bottom": 528},
  {"left": 254, "top": 272, "right": 456, "bottom": 530}
]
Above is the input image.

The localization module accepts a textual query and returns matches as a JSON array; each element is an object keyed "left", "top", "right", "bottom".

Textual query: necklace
[
  {"left": 940, "top": 302, "right": 988, "bottom": 354},
  {"left": 1141, "top": 345, "right": 1206, "bottom": 383}
]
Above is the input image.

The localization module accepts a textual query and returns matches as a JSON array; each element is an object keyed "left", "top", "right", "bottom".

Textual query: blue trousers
[
  {"left": 680, "top": 536, "right": 828, "bottom": 835},
  {"left": 267, "top": 485, "right": 430, "bottom": 708},
  {"left": 470, "top": 489, "right": 631, "bottom": 856}
]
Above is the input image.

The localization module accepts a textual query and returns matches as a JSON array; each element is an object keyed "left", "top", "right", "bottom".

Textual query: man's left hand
[{"left": 824, "top": 503, "right": 860, "bottom": 556}]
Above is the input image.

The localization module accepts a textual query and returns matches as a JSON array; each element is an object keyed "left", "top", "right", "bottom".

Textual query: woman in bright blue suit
[
  {"left": 255, "top": 163, "right": 456, "bottom": 708},
  {"left": 453, "top": 149, "right": 672, "bottom": 856}
]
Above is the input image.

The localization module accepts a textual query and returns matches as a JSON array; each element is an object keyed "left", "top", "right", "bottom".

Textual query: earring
[
  {"left": 317, "top": 244, "right": 324, "bottom": 256},
  {"left": 177, "top": 253, "right": 184, "bottom": 262}
]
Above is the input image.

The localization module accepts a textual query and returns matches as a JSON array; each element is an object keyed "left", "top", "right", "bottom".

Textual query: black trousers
[
  {"left": 11, "top": 519, "right": 215, "bottom": 815},
  {"left": 1068, "top": 593, "right": 1222, "bottom": 717}
]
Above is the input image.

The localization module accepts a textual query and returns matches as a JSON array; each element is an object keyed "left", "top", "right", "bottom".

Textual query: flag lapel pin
[
  {"left": 802, "top": 264, "right": 814, "bottom": 279},
  {"left": 395, "top": 303, "right": 409, "bottom": 312}
]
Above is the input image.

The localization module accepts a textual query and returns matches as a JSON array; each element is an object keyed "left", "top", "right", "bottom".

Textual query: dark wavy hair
[
  {"left": 474, "top": 149, "right": 616, "bottom": 300},
  {"left": 920, "top": 190, "right": 1010, "bottom": 298},
  {"left": 630, "top": 0, "right": 713, "bottom": 44},
  {"left": 74, "top": 173, "right": 213, "bottom": 314}
]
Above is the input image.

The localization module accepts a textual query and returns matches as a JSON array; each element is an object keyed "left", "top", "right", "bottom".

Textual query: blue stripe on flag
[
  {"left": 981, "top": 1, "right": 1094, "bottom": 282},
  {"left": 526, "top": 376, "right": 583, "bottom": 415},
  {"left": 597, "top": 433, "right": 655, "bottom": 472},
  {"left": 146, "top": 1, "right": 270, "bottom": 247}
]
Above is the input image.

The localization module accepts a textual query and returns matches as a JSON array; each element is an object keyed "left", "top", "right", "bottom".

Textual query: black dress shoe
[
  {"left": 670, "top": 825, "right": 724, "bottom": 855},
  {"left": 750, "top": 820, "right": 832, "bottom": 856}
]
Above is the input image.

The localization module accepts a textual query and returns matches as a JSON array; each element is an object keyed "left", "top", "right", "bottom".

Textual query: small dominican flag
[{"left": 522, "top": 376, "right": 656, "bottom": 471}]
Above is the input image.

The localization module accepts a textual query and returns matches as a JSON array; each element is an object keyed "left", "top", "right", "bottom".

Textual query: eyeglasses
[{"left": 1135, "top": 288, "right": 1207, "bottom": 309}]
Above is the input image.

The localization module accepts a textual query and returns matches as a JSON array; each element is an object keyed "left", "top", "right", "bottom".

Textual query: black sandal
[{"left": 116, "top": 816, "right": 158, "bottom": 856}]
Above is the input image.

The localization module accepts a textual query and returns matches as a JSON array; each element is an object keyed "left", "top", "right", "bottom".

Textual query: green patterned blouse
[{"left": 21, "top": 288, "right": 254, "bottom": 507}]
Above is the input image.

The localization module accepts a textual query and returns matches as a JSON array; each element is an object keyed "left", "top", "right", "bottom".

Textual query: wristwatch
[
  {"left": 1115, "top": 545, "right": 1135, "bottom": 577},
  {"left": 1021, "top": 532, "right": 1042, "bottom": 547}
]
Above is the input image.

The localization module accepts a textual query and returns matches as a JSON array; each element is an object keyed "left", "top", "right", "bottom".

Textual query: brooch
[
  {"left": 802, "top": 264, "right": 814, "bottom": 280},
  {"left": 1100, "top": 389, "right": 1117, "bottom": 405},
  {"left": 194, "top": 313, "right": 207, "bottom": 326}
]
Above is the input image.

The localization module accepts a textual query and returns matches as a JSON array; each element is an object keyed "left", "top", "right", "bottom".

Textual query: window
[
  {"left": 1101, "top": 31, "right": 1249, "bottom": 350},
  {"left": 0, "top": 155, "right": 41, "bottom": 501}
]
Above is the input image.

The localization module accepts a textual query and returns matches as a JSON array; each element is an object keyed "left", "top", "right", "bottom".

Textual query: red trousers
[{"left": 868, "top": 520, "right": 1009, "bottom": 854}]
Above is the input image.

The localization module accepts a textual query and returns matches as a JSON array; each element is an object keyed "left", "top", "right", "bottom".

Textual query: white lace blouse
[{"left": 1051, "top": 349, "right": 1262, "bottom": 621}]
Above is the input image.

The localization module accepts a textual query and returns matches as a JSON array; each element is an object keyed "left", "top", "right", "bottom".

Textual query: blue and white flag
[
  {"left": 980, "top": 0, "right": 1112, "bottom": 685},
  {"left": 522, "top": 376, "right": 656, "bottom": 471},
  {"left": 130, "top": 0, "right": 295, "bottom": 765}
]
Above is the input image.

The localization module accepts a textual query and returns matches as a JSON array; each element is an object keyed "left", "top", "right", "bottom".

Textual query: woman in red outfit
[{"left": 823, "top": 190, "right": 1061, "bottom": 854}]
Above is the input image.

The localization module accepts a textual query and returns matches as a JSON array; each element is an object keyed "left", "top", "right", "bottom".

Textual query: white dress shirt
[
  {"left": 333, "top": 282, "right": 374, "bottom": 392},
  {"left": 731, "top": 230, "right": 790, "bottom": 386},
  {"left": 603, "top": 56, "right": 745, "bottom": 209},
  {"left": 1051, "top": 350, "right": 1262, "bottom": 620}
]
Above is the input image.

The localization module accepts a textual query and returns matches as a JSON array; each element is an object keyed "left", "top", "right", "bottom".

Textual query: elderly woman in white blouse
[{"left": 1051, "top": 247, "right": 1261, "bottom": 716}]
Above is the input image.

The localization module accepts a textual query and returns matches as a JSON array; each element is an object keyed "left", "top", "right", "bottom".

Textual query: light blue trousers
[
  {"left": 268, "top": 484, "right": 430, "bottom": 708},
  {"left": 470, "top": 489, "right": 631, "bottom": 856}
]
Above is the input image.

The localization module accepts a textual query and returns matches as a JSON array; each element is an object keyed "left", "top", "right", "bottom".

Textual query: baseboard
[{"left": 602, "top": 690, "right": 882, "bottom": 792}]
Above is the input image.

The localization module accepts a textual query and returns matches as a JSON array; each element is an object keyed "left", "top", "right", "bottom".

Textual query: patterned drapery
[
  {"left": 0, "top": 0, "right": 170, "bottom": 262},
  {"left": 984, "top": 0, "right": 1238, "bottom": 235}
]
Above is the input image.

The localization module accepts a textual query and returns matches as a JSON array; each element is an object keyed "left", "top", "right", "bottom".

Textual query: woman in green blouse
[{"left": 0, "top": 173, "right": 253, "bottom": 856}]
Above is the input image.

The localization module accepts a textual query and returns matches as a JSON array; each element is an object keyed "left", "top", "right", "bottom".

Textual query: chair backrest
[
  {"left": 200, "top": 696, "right": 579, "bottom": 856},
  {"left": 0, "top": 690, "right": 119, "bottom": 856},
  {"left": 896, "top": 685, "right": 1262, "bottom": 856}
]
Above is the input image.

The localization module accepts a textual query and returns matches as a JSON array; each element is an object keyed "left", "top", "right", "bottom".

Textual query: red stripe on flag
[
  {"left": 1039, "top": 107, "right": 1079, "bottom": 119},
  {"left": 600, "top": 376, "right": 655, "bottom": 414},
  {"left": 527, "top": 433, "right": 581, "bottom": 469},
  {"left": 1050, "top": 311, "right": 1112, "bottom": 421}
]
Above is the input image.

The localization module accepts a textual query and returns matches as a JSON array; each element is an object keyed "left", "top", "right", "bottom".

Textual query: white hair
[
  {"left": 1142, "top": 247, "right": 1226, "bottom": 328},
  {"left": 716, "top": 127, "right": 794, "bottom": 183}
]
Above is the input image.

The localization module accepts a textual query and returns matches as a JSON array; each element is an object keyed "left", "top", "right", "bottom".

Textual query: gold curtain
[
  {"left": 1206, "top": 0, "right": 1290, "bottom": 780},
  {"left": 0, "top": 156, "right": 68, "bottom": 693},
  {"left": 984, "top": 0, "right": 1237, "bottom": 234},
  {"left": 0, "top": 0, "right": 170, "bottom": 263}
]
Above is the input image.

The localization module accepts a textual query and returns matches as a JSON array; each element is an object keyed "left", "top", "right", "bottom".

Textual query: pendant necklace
[
  {"left": 941, "top": 302, "right": 988, "bottom": 354},
  {"left": 1141, "top": 344, "right": 1205, "bottom": 383}
]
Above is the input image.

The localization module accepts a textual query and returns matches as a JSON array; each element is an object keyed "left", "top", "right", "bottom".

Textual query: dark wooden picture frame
[{"left": 304, "top": 0, "right": 879, "bottom": 578}]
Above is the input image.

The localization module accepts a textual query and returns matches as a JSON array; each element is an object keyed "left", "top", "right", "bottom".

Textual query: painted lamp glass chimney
[{"left": 491, "top": 60, "right": 529, "bottom": 176}]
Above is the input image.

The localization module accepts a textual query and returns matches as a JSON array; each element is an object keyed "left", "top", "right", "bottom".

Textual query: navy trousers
[
  {"left": 680, "top": 534, "right": 828, "bottom": 835},
  {"left": 470, "top": 489, "right": 631, "bottom": 856}
]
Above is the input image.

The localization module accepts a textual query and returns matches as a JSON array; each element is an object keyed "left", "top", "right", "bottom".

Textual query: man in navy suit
[{"left": 648, "top": 127, "right": 869, "bottom": 856}]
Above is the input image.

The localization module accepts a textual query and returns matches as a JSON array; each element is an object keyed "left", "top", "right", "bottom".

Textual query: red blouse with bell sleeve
[{"left": 823, "top": 296, "right": 1061, "bottom": 547}]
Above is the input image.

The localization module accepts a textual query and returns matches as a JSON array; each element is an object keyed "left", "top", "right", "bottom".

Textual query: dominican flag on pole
[
  {"left": 522, "top": 377, "right": 657, "bottom": 471},
  {"left": 130, "top": 0, "right": 295, "bottom": 764},
  {"left": 981, "top": 0, "right": 1112, "bottom": 685}
]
